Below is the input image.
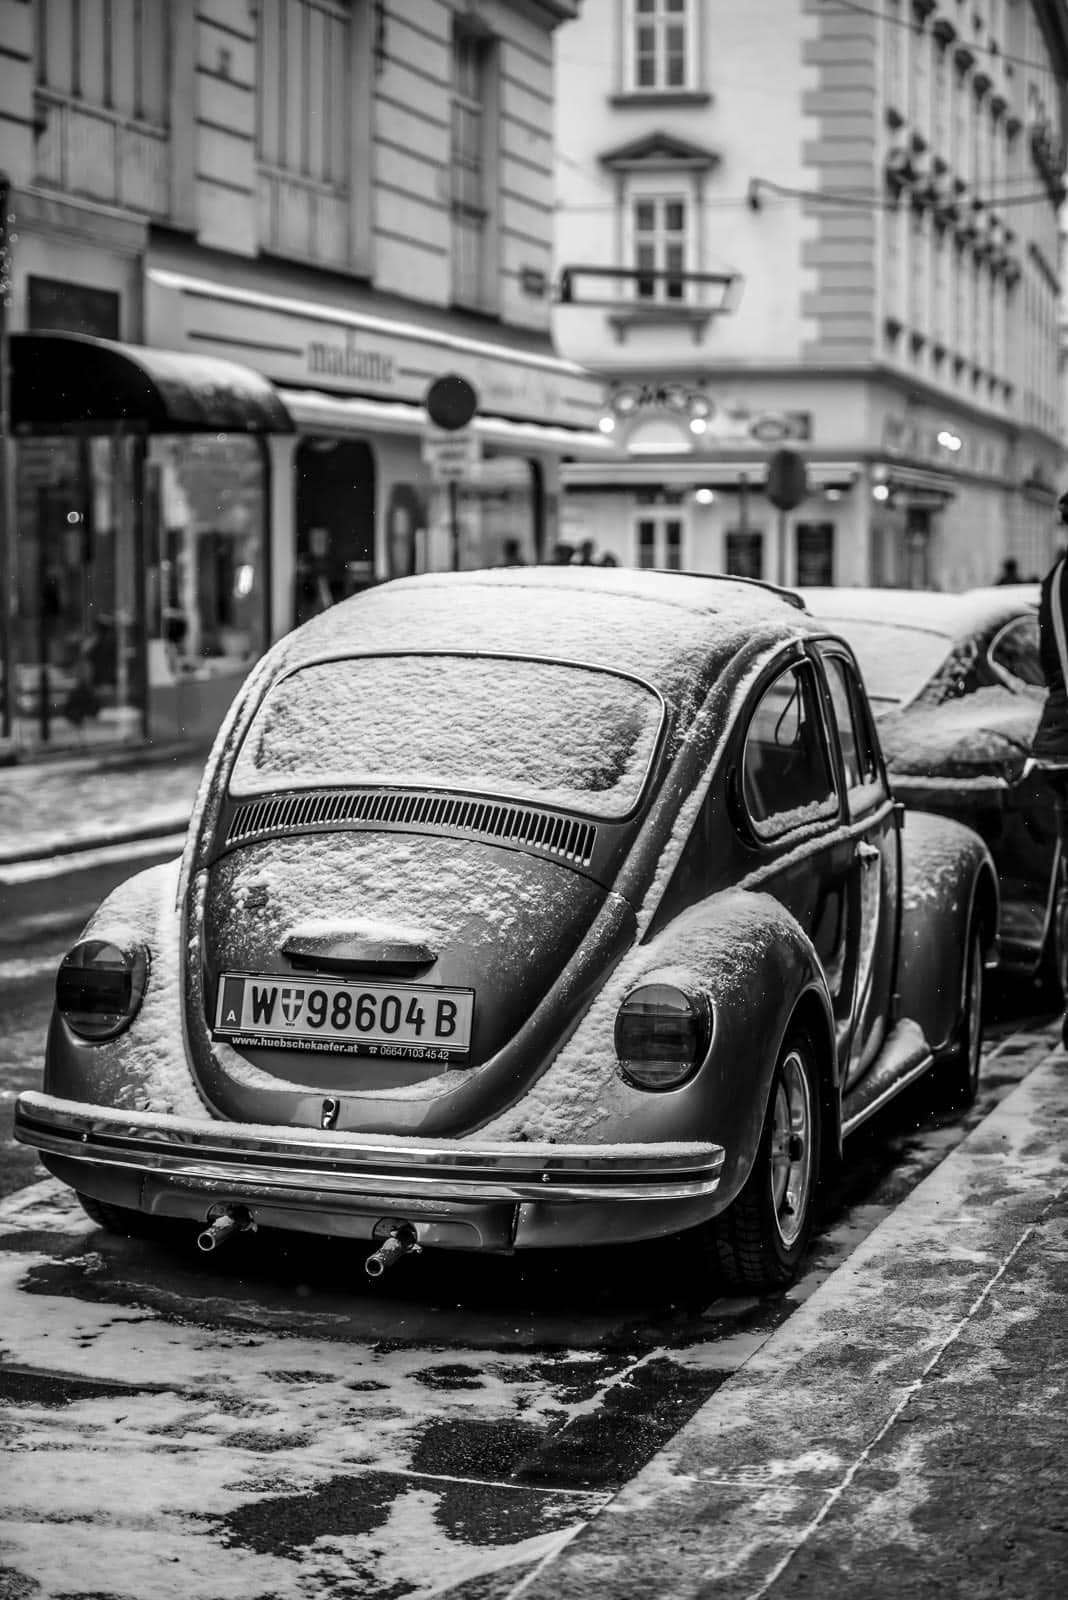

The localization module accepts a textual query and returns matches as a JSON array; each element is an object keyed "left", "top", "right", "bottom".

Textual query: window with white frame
[
  {"left": 632, "top": 196, "right": 688, "bottom": 300},
  {"left": 33, "top": 0, "right": 171, "bottom": 216},
  {"left": 257, "top": 0, "right": 349, "bottom": 184},
  {"left": 451, "top": 24, "right": 496, "bottom": 310},
  {"left": 256, "top": 0, "right": 352, "bottom": 265},
  {"left": 636, "top": 513, "right": 684, "bottom": 569},
  {"left": 624, "top": 0, "right": 695, "bottom": 92},
  {"left": 36, "top": 0, "right": 170, "bottom": 124}
]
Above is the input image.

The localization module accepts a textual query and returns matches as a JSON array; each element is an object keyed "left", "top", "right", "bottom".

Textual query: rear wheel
[
  {"left": 935, "top": 921, "right": 984, "bottom": 1109},
  {"left": 706, "top": 1026, "right": 822, "bottom": 1292}
]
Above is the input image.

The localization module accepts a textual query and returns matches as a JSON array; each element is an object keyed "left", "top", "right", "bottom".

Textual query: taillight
[
  {"left": 615, "top": 982, "right": 712, "bottom": 1091},
  {"left": 55, "top": 939, "right": 150, "bottom": 1042}
]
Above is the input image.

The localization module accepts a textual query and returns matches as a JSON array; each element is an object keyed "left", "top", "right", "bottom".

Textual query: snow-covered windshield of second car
[
  {"left": 229, "top": 654, "right": 666, "bottom": 818},
  {"left": 814, "top": 619, "right": 956, "bottom": 708}
]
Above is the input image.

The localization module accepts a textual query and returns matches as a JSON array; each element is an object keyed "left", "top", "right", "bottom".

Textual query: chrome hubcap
[{"left": 769, "top": 1049, "right": 813, "bottom": 1248}]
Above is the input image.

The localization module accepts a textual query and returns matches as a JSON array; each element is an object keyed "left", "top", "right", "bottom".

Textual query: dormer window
[{"left": 624, "top": 0, "right": 695, "bottom": 93}]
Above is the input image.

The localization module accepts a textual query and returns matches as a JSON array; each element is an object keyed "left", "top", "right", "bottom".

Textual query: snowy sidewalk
[
  {"left": 0, "top": 745, "right": 205, "bottom": 866},
  {"left": 502, "top": 1045, "right": 1068, "bottom": 1600}
]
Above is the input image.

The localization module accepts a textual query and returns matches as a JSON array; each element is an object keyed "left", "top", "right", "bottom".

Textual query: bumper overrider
[{"left": 14, "top": 1091, "right": 726, "bottom": 1255}]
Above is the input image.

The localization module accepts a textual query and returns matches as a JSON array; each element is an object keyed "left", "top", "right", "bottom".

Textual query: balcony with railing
[{"left": 556, "top": 264, "right": 743, "bottom": 345}]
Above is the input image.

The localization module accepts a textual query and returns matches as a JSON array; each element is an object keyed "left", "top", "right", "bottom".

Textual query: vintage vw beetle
[{"left": 15, "top": 568, "right": 998, "bottom": 1291}]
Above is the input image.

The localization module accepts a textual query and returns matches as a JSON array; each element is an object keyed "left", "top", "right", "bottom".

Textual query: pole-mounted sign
[
  {"left": 423, "top": 375, "right": 479, "bottom": 571},
  {"left": 764, "top": 449, "right": 808, "bottom": 588},
  {"left": 424, "top": 373, "right": 478, "bottom": 432},
  {"left": 765, "top": 448, "right": 808, "bottom": 511}
]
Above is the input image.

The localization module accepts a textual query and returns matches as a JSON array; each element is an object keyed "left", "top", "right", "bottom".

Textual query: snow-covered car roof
[
  {"left": 273, "top": 567, "right": 815, "bottom": 715},
  {"left": 801, "top": 584, "right": 1039, "bottom": 639}
]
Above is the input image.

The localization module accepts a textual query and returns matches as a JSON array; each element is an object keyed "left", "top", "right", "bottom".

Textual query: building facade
[
  {"left": 552, "top": 0, "right": 1068, "bottom": 591},
  {"left": 0, "top": 0, "right": 604, "bottom": 754}
]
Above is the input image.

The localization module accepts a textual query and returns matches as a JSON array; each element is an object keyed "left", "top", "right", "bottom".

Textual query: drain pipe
[
  {"left": 197, "top": 1205, "right": 256, "bottom": 1253},
  {"left": 365, "top": 1222, "right": 422, "bottom": 1279}
]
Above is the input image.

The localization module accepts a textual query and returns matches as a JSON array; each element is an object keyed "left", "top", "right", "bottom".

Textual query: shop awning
[
  {"left": 276, "top": 387, "right": 613, "bottom": 459},
  {"left": 10, "top": 331, "right": 294, "bottom": 433}
]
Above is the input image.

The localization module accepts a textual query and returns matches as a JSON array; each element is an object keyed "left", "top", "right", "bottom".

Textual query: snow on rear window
[{"left": 229, "top": 654, "right": 663, "bottom": 818}]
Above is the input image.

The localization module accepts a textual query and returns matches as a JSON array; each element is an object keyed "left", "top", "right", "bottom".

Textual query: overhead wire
[
  {"left": 553, "top": 180, "right": 1059, "bottom": 215},
  {"left": 819, "top": 0, "right": 1061, "bottom": 79}
]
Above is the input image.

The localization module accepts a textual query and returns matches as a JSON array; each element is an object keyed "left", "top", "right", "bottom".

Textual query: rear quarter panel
[
  {"left": 474, "top": 886, "right": 836, "bottom": 1214},
  {"left": 895, "top": 809, "right": 998, "bottom": 1052}
]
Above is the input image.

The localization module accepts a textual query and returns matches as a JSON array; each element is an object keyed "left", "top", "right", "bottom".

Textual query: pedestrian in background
[
  {"left": 1032, "top": 515, "right": 1068, "bottom": 766},
  {"left": 1030, "top": 497, "right": 1068, "bottom": 1044}
]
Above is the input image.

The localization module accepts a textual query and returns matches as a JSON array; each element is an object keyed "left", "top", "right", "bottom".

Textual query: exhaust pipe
[
  {"left": 365, "top": 1222, "right": 421, "bottom": 1279},
  {"left": 197, "top": 1205, "right": 255, "bottom": 1253}
]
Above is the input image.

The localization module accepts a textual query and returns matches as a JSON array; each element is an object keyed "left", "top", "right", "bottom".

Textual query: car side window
[
  {"left": 989, "top": 614, "right": 1044, "bottom": 691},
  {"left": 823, "top": 653, "right": 881, "bottom": 800},
  {"left": 742, "top": 663, "right": 837, "bottom": 838}
]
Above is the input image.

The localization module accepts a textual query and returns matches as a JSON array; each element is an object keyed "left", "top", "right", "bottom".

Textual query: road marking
[
  {"left": 0, "top": 832, "right": 186, "bottom": 885},
  {"left": 0, "top": 954, "right": 63, "bottom": 983}
]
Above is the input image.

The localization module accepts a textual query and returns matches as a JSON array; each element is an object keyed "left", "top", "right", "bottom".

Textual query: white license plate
[{"left": 212, "top": 972, "right": 474, "bottom": 1061}]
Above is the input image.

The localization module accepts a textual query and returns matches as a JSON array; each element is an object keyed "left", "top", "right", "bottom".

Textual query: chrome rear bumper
[{"left": 15, "top": 1091, "right": 725, "bottom": 1251}]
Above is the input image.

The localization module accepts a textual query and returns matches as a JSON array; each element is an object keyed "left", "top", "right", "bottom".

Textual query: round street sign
[
  {"left": 425, "top": 374, "right": 478, "bottom": 431},
  {"left": 765, "top": 448, "right": 808, "bottom": 511}
]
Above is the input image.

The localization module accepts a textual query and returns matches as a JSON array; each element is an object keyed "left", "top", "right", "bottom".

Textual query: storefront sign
[
  {"left": 307, "top": 332, "right": 395, "bottom": 385},
  {"left": 422, "top": 429, "right": 481, "bottom": 482},
  {"left": 147, "top": 268, "right": 602, "bottom": 430},
  {"left": 607, "top": 382, "right": 811, "bottom": 445}
]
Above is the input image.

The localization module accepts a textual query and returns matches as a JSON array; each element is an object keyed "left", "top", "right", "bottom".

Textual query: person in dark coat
[
  {"left": 1030, "top": 500, "right": 1068, "bottom": 1043},
  {"left": 1032, "top": 524, "right": 1068, "bottom": 765}
]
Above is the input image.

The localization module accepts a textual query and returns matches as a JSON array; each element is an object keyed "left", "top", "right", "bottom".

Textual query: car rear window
[
  {"left": 989, "top": 614, "right": 1044, "bottom": 690},
  {"left": 229, "top": 654, "right": 665, "bottom": 818}
]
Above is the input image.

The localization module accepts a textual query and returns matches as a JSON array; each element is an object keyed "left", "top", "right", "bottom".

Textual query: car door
[
  {"left": 816, "top": 646, "right": 901, "bottom": 1088},
  {"left": 735, "top": 655, "right": 857, "bottom": 1068}
]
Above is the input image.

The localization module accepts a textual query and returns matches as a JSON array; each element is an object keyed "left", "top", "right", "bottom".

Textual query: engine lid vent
[{"left": 225, "top": 789, "right": 598, "bottom": 867}]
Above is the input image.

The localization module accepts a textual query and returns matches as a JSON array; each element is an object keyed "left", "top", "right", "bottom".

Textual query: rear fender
[
  {"left": 895, "top": 810, "right": 999, "bottom": 1054},
  {"left": 477, "top": 887, "right": 837, "bottom": 1212}
]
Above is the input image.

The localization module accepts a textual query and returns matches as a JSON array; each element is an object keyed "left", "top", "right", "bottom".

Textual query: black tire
[
  {"left": 75, "top": 1190, "right": 175, "bottom": 1241},
  {"left": 935, "top": 920, "right": 985, "bottom": 1109},
  {"left": 706, "top": 1026, "right": 822, "bottom": 1292}
]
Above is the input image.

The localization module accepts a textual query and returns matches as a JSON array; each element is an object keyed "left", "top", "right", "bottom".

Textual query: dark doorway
[
  {"left": 905, "top": 506, "right": 931, "bottom": 589},
  {"left": 795, "top": 521, "right": 834, "bottom": 586},
  {"left": 295, "top": 437, "right": 376, "bottom": 626}
]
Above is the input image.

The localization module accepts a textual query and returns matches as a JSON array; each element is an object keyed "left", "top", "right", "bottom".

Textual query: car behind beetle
[{"left": 15, "top": 568, "right": 998, "bottom": 1292}]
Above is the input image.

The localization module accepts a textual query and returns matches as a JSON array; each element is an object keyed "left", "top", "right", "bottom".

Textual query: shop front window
[
  {"left": 425, "top": 455, "right": 540, "bottom": 571},
  {"left": 795, "top": 522, "right": 834, "bottom": 586},
  {"left": 295, "top": 437, "right": 376, "bottom": 624},
  {"left": 10, "top": 433, "right": 144, "bottom": 748},
  {"left": 146, "top": 435, "right": 267, "bottom": 686},
  {"left": 726, "top": 528, "right": 764, "bottom": 579}
]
